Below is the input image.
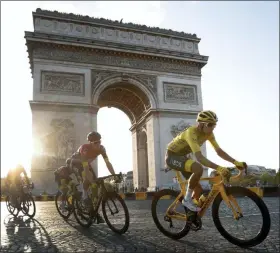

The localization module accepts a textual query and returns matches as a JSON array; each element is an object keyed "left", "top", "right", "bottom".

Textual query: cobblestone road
[{"left": 1, "top": 197, "right": 279, "bottom": 253}]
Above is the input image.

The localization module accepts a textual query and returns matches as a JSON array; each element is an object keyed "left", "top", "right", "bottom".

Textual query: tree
[
  {"left": 237, "top": 174, "right": 260, "bottom": 187},
  {"left": 260, "top": 172, "right": 274, "bottom": 185},
  {"left": 274, "top": 170, "right": 280, "bottom": 185}
]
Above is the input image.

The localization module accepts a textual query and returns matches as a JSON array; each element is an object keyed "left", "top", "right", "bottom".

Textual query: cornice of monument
[
  {"left": 25, "top": 39, "right": 207, "bottom": 77},
  {"left": 25, "top": 31, "right": 208, "bottom": 64},
  {"left": 33, "top": 8, "right": 200, "bottom": 41},
  {"left": 29, "top": 101, "right": 100, "bottom": 113}
]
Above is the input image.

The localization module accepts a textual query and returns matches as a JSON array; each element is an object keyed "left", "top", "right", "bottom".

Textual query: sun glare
[{"left": 97, "top": 107, "right": 132, "bottom": 177}]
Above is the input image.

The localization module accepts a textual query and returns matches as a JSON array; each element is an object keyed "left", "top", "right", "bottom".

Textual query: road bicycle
[
  {"left": 6, "top": 181, "right": 36, "bottom": 218},
  {"left": 73, "top": 173, "right": 130, "bottom": 234},
  {"left": 151, "top": 166, "right": 271, "bottom": 248}
]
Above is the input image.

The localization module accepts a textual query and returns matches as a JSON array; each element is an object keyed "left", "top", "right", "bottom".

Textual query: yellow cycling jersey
[{"left": 167, "top": 126, "right": 220, "bottom": 156}]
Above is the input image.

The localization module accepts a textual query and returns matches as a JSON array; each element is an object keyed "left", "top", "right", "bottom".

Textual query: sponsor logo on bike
[{"left": 201, "top": 190, "right": 218, "bottom": 209}]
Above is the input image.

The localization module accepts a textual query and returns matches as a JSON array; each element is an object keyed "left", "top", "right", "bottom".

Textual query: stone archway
[
  {"left": 25, "top": 9, "right": 209, "bottom": 194},
  {"left": 92, "top": 74, "right": 156, "bottom": 190}
]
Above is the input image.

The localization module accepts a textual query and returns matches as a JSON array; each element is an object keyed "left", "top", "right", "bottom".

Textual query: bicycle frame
[
  {"left": 88, "top": 182, "right": 106, "bottom": 217},
  {"left": 166, "top": 168, "right": 244, "bottom": 221},
  {"left": 88, "top": 174, "right": 121, "bottom": 219}
]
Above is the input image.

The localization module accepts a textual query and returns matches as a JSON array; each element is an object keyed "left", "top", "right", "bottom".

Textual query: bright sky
[{"left": 1, "top": 1, "right": 279, "bottom": 178}]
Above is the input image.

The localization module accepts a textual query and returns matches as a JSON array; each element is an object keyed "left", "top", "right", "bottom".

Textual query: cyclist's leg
[
  {"left": 88, "top": 167, "right": 98, "bottom": 201},
  {"left": 82, "top": 169, "right": 97, "bottom": 201},
  {"left": 70, "top": 160, "right": 83, "bottom": 192},
  {"left": 82, "top": 171, "right": 90, "bottom": 200},
  {"left": 192, "top": 182, "right": 203, "bottom": 201},
  {"left": 60, "top": 179, "right": 68, "bottom": 201},
  {"left": 91, "top": 169, "right": 105, "bottom": 223},
  {"left": 182, "top": 160, "right": 203, "bottom": 211},
  {"left": 165, "top": 151, "right": 203, "bottom": 212}
]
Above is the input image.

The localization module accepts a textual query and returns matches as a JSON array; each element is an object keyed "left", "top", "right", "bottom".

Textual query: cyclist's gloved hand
[
  {"left": 233, "top": 160, "right": 247, "bottom": 170},
  {"left": 216, "top": 166, "right": 231, "bottom": 180}
]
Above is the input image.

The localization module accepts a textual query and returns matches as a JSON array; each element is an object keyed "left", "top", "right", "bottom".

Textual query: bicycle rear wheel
[
  {"left": 102, "top": 192, "right": 130, "bottom": 234},
  {"left": 151, "top": 189, "right": 190, "bottom": 240},
  {"left": 212, "top": 186, "right": 271, "bottom": 248}
]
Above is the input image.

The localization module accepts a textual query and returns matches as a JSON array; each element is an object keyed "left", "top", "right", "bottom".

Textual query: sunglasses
[{"left": 206, "top": 123, "right": 216, "bottom": 128}]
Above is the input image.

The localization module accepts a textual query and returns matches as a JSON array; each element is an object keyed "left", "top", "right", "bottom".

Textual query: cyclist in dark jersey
[
  {"left": 6, "top": 164, "right": 30, "bottom": 208},
  {"left": 54, "top": 158, "right": 82, "bottom": 211}
]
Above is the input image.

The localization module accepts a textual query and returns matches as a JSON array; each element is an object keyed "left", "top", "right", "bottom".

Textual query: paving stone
[{"left": 1, "top": 198, "right": 279, "bottom": 252}]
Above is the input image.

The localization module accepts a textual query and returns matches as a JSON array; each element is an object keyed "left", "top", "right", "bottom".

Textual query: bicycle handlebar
[
  {"left": 226, "top": 163, "right": 248, "bottom": 182},
  {"left": 97, "top": 172, "right": 123, "bottom": 182}
]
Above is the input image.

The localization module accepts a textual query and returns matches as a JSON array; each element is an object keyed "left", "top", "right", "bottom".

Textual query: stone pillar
[
  {"left": 29, "top": 61, "right": 95, "bottom": 194},
  {"left": 131, "top": 130, "right": 139, "bottom": 190},
  {"left": 30, "top": 101, "right": 98, "bottom": 195},
  {"left": 137, "top": 130, "right": 149, "bottom": 190},
  {"left": 146, "top": 113, "right": 161, "bottom": 191}
]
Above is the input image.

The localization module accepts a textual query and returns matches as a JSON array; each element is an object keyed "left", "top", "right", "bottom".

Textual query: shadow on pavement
[
  {"left": 64, "top": 215, "right": 276, "bottom": 253},
  {"left": 1, "top": 214, "right": 58, "bottom": 253},
  {"left": 65, "top": 216, "right": 221, "bottom": 253},
  {"left": 65, "top": 217, "right": 172, "bottom": 253}
]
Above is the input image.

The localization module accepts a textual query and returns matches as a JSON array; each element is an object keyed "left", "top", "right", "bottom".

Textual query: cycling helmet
[
  {"left": 196, "top": 110, "right": 218, "bottom": 123},
  {"left": 87, "top": 131, "right": 101, "bottom": 142}
]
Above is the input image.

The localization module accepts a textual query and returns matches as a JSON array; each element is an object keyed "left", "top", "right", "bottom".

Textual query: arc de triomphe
[{"left": 25, "top": 9, "right": 209, "bottom": 194}]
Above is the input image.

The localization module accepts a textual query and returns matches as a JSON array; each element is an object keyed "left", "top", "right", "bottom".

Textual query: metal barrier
[{"left": 135, "top": 192, "right": 147, "bottom": 200}]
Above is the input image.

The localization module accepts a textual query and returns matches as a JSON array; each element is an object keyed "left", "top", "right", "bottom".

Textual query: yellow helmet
[{"left": 196, "top": 110, "right": 218, "bottom": 123}]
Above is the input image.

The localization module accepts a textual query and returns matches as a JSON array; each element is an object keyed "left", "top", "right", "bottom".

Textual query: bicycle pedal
[{"left": 164, "top": 216, "right": 172, "bottom": 222}]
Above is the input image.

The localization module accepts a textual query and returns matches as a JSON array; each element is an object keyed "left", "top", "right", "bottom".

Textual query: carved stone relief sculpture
[
  {"left": 34, "top": 9, "right": 198, "bottom": 40},
  {"left": 39, "top": 118, "right": 75, "bottom": 168},
  {"left": 170, "top": 120, "right": 191, "bottom": 138},
  {"left": 33, "top": 48, "right": 201, "bottom": 76},
  {"left": 41, "top": 71, "right": 85, "bottom": 96},
  {"left": 34, "top": 9, "right": 200, "bottom": 54},
  {"left": 91, "top": 69, "right": 157, "bottom": 93},
  {"left": 164, "top": 82, "right": 198, "bottom": 104}
]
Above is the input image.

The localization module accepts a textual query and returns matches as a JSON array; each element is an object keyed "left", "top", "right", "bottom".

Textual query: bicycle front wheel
[
  {"left": 73, "top": 197, "right": 93, "bottom": 228},
  {"left": 22, "top": 194, "right": 36, "bottom": 218},
  {"left": 102, "top": 192, "right": 130, "bottom": 234},
  {"left": 212, "top": 186, "right": 271, "bottom": 248},
  {"left": 151, "top": 189, "right": 190, "bottom": 240},
  {"left": 6, "top": 195, "right": 19, "bottom": 217}
]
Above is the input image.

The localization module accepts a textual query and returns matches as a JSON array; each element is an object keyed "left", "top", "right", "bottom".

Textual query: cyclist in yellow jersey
[{"left": 165, "top": 110, "right": 247, "bottom": 212}]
